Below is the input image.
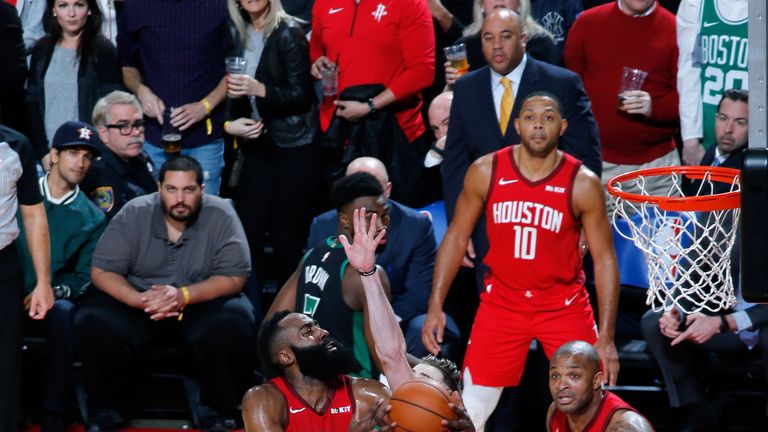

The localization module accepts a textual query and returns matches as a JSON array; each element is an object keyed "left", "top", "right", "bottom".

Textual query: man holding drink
[
  {"left": 117, "top": 0, "right": 231, "bottom": 195},
  {"left": 309, "top": 0, "right": 435, "bottom": 206},
  {"left": 564, "top": 0, "right": 680, "bottom": 212}
]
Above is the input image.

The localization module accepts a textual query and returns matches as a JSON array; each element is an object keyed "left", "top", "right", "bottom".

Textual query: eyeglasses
[{"left": 105, "top": 120, "right": 145, "bottom": 136}]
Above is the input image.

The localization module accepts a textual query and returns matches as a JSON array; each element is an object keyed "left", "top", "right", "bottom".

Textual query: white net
[{"left": 609, "top": 169, "right": 740, "bottom": 313}]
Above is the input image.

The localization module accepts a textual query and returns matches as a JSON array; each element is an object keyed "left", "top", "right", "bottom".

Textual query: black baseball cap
[{"left": 51, "top": 121, "right": 101, "bottom": 156}]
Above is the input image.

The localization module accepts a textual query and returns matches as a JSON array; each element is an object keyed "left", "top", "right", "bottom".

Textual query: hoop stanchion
[{"left": 606, "top": 166, "right": 740, "bottom": 313}]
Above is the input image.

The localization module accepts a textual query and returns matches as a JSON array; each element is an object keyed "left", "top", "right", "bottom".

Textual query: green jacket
[{"left": 16, "top": 176, "right": 106, "bottom": 298}]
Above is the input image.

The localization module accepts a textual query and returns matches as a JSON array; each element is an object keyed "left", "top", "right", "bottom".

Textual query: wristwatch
[
  {"left": 719, "top": 315, "right": 729, "bottom": 333},
  {"left": 367, "top": 98, "right": 377, "bottom": 115}
]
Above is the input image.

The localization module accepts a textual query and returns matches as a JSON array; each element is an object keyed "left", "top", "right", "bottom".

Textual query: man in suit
[
  {"left": 307, "top": 157, "right": 460, "bottom": 357},
  {"left": 441, "top": 9, "right": 601, "bottom": 290},
  {"left": 641, "top": 89, "right": 767, "bottom": 431}
]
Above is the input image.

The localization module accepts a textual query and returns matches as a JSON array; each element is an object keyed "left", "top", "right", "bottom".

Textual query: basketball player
[
  {"left": 266, "top": 173, "right": 391, "bottom": 379},
  {"left": 340, "top": 207, "right": 476, "bottom": 431},
  {"left": 547, "top": 341, "right": 653, "bottom": 432},
  {"left": 422, "top": 92, "right": 621, "bottom": 429},
  {"left": 242, "top": 311, "right": 391, "bottom": 431}
]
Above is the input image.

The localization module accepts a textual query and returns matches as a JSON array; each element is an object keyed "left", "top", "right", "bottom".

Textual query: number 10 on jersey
[{"left": 513, "top": 226, "right": 537, "bottom": 260}]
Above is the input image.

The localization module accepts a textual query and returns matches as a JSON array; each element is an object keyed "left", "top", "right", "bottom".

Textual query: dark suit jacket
[
  {"left": 701, "top": 145, "right": 745, "bottom": 175},
  {"left": 442, "top": 57, "right": 601, "bottom": 220},
  {"left": 306, "top": 200, "right": 437, "bottom": 323}
]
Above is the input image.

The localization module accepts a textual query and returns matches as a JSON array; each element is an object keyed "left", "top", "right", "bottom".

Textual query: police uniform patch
[{"left": 91, "top": 186, "right": 114, "bottom": 213}]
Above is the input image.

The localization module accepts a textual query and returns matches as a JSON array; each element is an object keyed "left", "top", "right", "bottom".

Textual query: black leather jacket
[{"left": 228, "top": 19, "right": 316, "bottom": 148}]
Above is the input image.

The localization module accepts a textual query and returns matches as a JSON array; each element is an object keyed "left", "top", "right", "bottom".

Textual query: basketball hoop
[{"left": 606, "top": 166, "right": 741, "bottom": 313}]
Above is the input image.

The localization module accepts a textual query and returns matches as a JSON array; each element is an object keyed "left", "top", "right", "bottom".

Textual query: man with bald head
[
  {"left": 547, "top": 341, "right": 652, "bottom": 432},
  {"left": 441, "top": 8, "right": 600, "bottom": 295},
  {"left": 307, "top": 157, "right": 459, "bottom": 357},
  {"left": 425, "top": 92, "right": 453, "bottom": 168}
]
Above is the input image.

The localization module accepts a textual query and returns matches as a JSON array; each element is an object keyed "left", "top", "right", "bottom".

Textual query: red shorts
[{"left": 462, "top": 276, "right": 598, "bottom": 387}]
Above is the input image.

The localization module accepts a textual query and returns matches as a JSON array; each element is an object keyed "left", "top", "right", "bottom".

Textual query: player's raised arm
[{"left": 340, "top": 209, "right": 413, "bottom": 390}]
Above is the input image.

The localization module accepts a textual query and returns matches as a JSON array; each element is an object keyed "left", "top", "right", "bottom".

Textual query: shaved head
[
  {"left": 346, "top": 157, "right": 392, "bottom": 198},
  {"left": 429, "top": 92, "right": 453, "bottom": 140},
  {"left": 551, "top": 340, "right": 601, "bottom": 374}
]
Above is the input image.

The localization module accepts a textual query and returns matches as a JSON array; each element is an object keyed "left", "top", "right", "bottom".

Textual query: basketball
[{"left": 388, "top": 379, "right": 458, "bottom": 432}]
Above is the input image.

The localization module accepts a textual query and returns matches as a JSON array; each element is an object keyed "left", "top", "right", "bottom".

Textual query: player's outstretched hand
[
  {"left": 339, "top": 208, "right": 385, "bottom": 274},
  {"left": 595, "top": 338, "right": 619, "bottom": 387}
]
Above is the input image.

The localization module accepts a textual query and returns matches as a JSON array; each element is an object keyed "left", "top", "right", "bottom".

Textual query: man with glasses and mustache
[
  {"left": 81, "top": 90, "right": 156, "bottom": 220},
  {"left": 75, "top": 155, "right": 255, "bottom": 432}
]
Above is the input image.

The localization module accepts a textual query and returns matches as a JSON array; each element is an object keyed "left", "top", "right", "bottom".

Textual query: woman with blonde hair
[{"left": 224, "top": 0, "right": 318, "bottom": 315}]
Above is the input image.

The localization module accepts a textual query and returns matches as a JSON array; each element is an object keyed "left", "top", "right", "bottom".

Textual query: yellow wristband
[
  {"left": 177, "top": 286, "right": 191, "bottom": 321},
  {"left": 200, "top": 98, "right": 213, "bottom": 115},
  {"left": 181, "top": 286, "right": 191, "bottom": 306}
]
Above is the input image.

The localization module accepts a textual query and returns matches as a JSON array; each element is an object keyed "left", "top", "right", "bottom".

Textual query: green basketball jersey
[{"left": 697, "top": 0, "right": 748, "bottom": 149}]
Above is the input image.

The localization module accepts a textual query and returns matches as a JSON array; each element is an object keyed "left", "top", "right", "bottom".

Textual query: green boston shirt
[{"left": 697, "top": 0, "right": 748, "bottom": 149}]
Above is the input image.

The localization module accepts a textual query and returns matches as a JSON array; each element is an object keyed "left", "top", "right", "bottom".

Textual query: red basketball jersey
[
  {"left": 268, "top": 375, "right": 356, "bottom": 432},
  {"left": 548, "top": 391, "right": 639, "bottom": 432},
  {"left": 484, "top": 146, "right": 585, "bottom": 298}
]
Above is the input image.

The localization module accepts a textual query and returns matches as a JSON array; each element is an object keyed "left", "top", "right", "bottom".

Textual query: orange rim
[{"left": 606, "top": 166, "right": 741, "bottom": 212}]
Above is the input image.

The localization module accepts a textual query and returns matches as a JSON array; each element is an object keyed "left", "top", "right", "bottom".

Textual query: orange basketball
[{"left": 388, "top": 379, "right": 458, "bottom": 432}]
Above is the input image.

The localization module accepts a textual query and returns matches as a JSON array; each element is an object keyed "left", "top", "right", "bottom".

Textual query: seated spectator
[
  {"left": 81, "top": 91, "right": 156, "bottom": 220},
  {"left": 641, "top": 89, "right": 767, "bottom": 431},
  {"left": 16, "top": 121, "right": 106, "bottom": 432},
  {"left": 445, "top": 0, "right": 559, "bottom": 88},
  {"left": 26, "top": 0, "right": 122, "bottom": 169},
  {"left": 425, "top": 91, "right": 453, "bottom": 168},
  {"left": 268, "top": 172, "right": 393, "bottom": 378},
  {"left": 75, "top": 156, "right": 255, "bottom": 432},
  {"left": 224, "top": 0, "right": 318, "bottom": 314},
  {"left": 307, "top": 157, "right": 460, "bottom": 358},
  {"left": 547, "top": 341, "right": 653, "bottom": 431},
  {"left": 118, "top": 0, "right": 230, "bottom": 195}
]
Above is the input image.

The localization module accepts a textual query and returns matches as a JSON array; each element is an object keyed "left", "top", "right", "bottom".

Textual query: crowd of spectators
[{"left": 0, "top": 0, "right": 760, "bottom": 431}]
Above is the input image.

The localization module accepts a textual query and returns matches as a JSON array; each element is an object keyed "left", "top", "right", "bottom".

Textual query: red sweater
[
  {"left": 564, "top": 2, "right": 679, "bottom": 165},
  {"left": 310, "top": 0, "right": 435, "bottom": 143}
]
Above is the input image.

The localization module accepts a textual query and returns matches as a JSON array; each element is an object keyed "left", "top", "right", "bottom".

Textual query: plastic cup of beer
[
  {"left": 226, "top": 57, "right": 248, "bottom": 98},
  {"left": 162, "top": 108, "right": 182, "bottom": 153},
  {"left": 225, "top": 56, "right": 248, "bottom": 75},
  {"left": 444, "top": 43, "right": 469, "bottom": 77},
  {"left": 322, "top": 65, "right": 338, "bottom": 97},
  {"left": 617, "top": 67, "right": 648, "bottom": 109}
]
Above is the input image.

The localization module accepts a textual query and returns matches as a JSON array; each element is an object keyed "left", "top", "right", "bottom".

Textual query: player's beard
[{"left": 292, "top": 338, "right": 362, "bottom": 382}]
